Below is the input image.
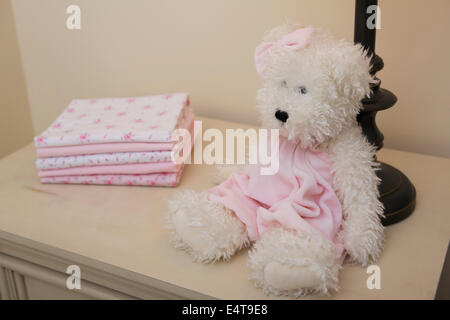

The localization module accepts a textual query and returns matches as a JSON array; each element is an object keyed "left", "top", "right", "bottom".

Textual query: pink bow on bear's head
[{"left": 254, "top": 27, "right": 315, "bottom": 75}]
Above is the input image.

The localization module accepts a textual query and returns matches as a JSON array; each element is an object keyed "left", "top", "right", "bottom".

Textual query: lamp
[{"left": 354, "top": 0, "right": 416, "bottom": 225}]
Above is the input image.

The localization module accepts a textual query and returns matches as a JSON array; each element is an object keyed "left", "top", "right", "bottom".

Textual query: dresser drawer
[{"left": 0, "top": 252, "right": 135, "bottom": 300}]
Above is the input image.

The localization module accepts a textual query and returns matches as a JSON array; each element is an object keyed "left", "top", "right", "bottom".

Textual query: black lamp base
[
  {"left": 377, "top": 162, "right": 416, "bottom": 226},
  {"left": 353, "top": 0, "right": 416, "bottom": 226}
]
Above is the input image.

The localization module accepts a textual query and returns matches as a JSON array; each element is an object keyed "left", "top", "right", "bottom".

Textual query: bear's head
[{"left": 255, "top": 23, "right": 376, "bottom": 148}]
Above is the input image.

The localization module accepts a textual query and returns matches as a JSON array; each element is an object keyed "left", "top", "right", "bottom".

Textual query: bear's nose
[{"left": 275, "top": 110, "right": 289, "bottom": 123}]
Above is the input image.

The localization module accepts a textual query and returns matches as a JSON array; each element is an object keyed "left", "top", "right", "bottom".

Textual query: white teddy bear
[{"left": 165, "top": 23, "right": 384, "bottom": 297}]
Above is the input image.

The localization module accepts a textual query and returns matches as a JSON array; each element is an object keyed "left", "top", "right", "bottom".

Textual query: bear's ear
[{"left": 326, "top": 42, "right": 375, "bottom": 106}]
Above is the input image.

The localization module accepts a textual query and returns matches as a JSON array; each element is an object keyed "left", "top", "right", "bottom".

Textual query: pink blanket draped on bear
[{"left": 206, "top": 137, "right": 344, "bottom": 257}]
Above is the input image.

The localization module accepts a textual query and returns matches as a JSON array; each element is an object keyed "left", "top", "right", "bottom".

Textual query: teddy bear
[{"left": 165, "top": 23, "right": 384, "bottom": 297}]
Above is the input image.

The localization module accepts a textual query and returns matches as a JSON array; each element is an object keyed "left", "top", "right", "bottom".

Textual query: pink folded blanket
[
  {"left": 34, "top": 93, "right": 191, "bottom": 147},
  {"left": 36, "top": 97, "right": 194, "bottom": 158},
  {"left": 35, "top": 93, "right": 194, "bottom": 188},
  {"left": 38, "top": 161, "right": 182, "bottom": 177},
  {"left": 36, "top": 151, "right": 173, "bottom": 170},
  {"left": 40, "top": 170, "right": 184, "bottom": 187},
  {"left": 36, "top": 141, "right": 176, "bottom": 158}
]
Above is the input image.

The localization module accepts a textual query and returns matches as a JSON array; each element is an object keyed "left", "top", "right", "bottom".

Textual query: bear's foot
[
  {"left": 165, "top": 190, "right": 249, "bottom": 263},
  {"left": 249, "top": 227, "right": 341, "bottom": 297}
]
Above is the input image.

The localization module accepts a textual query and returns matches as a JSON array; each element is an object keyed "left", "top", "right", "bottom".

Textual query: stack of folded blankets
[{"left": 34, "top": 93, "right": 193, "bottom": 187}]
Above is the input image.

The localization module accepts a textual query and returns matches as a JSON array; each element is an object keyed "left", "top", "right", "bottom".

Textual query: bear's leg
[
  {"left": 249, "top": 227, "right": 341, "bottom": 297},
  {"left": 165, "top": 190, "right": 249, "bottom": 263}
]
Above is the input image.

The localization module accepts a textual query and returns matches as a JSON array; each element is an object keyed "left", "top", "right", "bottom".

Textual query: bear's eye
[
  {"left": 297, "top": 86, "right": 308, "bottom": 95},
  {"left": 281, "top": 80, "right": 287, "bottom": 88}
]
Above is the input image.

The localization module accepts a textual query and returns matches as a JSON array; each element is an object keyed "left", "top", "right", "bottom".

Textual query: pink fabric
[
  {"left": 38, "top": 161, "right": 181, "bottom": 177},
  {"left": 35, "top": 151, "right": 173, "bottom": 170},
  {"left": 34, "top": 93, "right": 190, "bottom": 147},
  {"left": 254, "top": 27, "right": 315, "bottom": 75},
  {"left": 36, "top": 141, "right": 175, "bottom": 158},
  {"left": 206, "top": 137, "right": 343, "bottom": 255},
  {"left": 36, "top": 106, "right": 195, "bottom": 158},
  {"left": 40, "top": 169, "right": 184, "bottom": 187}
]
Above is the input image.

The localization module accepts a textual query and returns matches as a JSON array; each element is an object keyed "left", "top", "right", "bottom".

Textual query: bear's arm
[
  {"left": 213, "top": 164, "right": 245, "bottom": 185},
  {"left": 327, "top": 125, "right": 384, "bottom": 266},
  {"left": 212, "top": 143, "right": 250, "bottom": 185}
]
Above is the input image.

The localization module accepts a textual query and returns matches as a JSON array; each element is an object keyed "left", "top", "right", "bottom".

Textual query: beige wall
[
  {"left": 0, "top": 0, "right": 33, "bottom": 158},
  {"left": 10, "top": 0, "right": 450, "bottom": 157}
]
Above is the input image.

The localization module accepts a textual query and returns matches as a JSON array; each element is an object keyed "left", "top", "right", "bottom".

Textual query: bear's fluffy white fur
[{"left": 165, "top": 23, "right": 384, "bottom": 297}]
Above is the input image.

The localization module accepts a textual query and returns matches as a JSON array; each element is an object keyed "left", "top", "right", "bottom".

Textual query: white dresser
[{"left": 0, "top": 117, "right": 449, "bottom": 300}]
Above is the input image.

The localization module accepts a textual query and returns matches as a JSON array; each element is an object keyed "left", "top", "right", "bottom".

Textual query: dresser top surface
[{"left": 1, "top": 116, "right": 449, "bottom": 299}]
